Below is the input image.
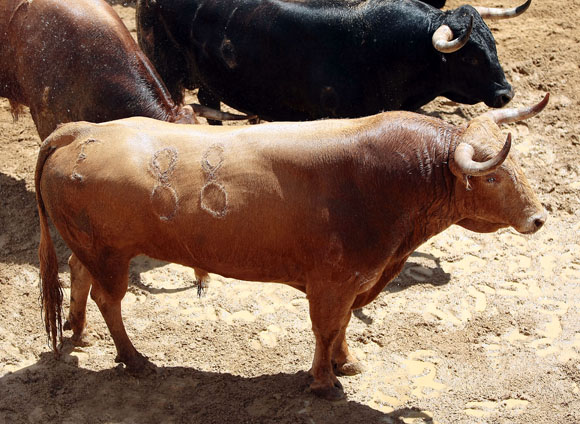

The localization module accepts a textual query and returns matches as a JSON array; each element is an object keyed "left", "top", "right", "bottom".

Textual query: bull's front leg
[{"left": 306, "top": 281, "right": 357, "bottom": 400}]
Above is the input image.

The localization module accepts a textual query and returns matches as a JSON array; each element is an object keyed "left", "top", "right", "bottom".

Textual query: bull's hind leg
[
  {"left": 331, "top": 311, "right": 364, "bottom": 376},
  {"left": 64, "top": 254, "right": 93, "bottom": 346},
  {"left": 88, "top": 253, "right": 149, "bottom": 372},
  {"left": 306, "top": 281, "right": 356, "bottom": 400}
]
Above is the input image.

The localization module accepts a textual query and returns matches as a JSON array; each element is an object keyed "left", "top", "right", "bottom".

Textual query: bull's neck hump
[{"left": 355, "top": 115, "right": 462, "bottom": 249}]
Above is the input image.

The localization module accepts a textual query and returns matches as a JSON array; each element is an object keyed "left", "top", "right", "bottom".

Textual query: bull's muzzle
[
  {"left": 520, "top": 209, "right": 548, "bottom": 234},
  {"left": 488, "top": 87, "right": 515, "bottom": 108}
]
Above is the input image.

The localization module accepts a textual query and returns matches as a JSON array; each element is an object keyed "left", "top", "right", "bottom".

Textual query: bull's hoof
[
  {"left": 310, "top": 380, "right": 345, "bottom": 401},
  {"left": 70, "top": 332, "right": 91, "bottom": 347},
  {"left": 335, "top": 359, "right": 364, "bottom": 376},
  {"left": 116, "top": 352, "right": 154, "bottom": 375}
]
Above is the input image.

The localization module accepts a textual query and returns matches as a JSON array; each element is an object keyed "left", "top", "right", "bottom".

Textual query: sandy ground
[{"left": 1, "top": 1, "right": 579, "bottom": 423}]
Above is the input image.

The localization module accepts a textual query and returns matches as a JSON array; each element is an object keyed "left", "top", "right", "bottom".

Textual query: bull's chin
[
  {"left": 516, "top": 225, "right": 542, "bottom": 235},
  {"left": 456, "top": 218, "right": 507, "bottom": 233}
]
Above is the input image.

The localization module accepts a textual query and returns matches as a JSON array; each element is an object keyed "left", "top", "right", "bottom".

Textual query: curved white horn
[
  {"left": 475, "top": 0, "right": 531, "bottom": 20},
  {"left": 432, "top": 16, "right": 473, "bottom": 54},
  {"left": 453, "top": 133, "right": 512, "bottom": 177},
  {"left": 480, "top": 93, "right": 549, "bottom": 125}
]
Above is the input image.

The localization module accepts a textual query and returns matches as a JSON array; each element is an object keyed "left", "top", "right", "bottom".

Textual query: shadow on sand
[
  {"left": 353, "top": 251, "right": 451, "bottom": 325},
  {"left": 0, "top": 172, "right": 40, "bottom": 265},
  {"left": 0, "top": 351, "right": 434, "bottom": 424}
]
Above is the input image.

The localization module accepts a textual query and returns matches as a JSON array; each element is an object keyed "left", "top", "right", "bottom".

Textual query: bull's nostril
[
  {"left": 534, "top": 218, "right": 545, "bottom": 229},
  {"left": 501, "top": 94, "right": 512, "bottom": 106}
]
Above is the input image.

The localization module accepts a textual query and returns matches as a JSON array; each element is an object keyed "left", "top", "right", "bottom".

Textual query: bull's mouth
[
  {"left": 516, "top": 220, "right": 546, "bottom": 235},
  {"left": 456, "top": 218, "right": 507, "bottom": 233}
]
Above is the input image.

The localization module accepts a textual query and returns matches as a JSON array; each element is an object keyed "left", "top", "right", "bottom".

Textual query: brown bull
[
  {"left": 0, "top": 0, "right": 248, "bottom": 140},
  {"left": 36, "top": 95, "right": 549, "bottom": 400}
]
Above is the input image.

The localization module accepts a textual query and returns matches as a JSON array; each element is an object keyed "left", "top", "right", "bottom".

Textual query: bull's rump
[{"left": 40, "top": 118, "right": 374, "bottom": 284}]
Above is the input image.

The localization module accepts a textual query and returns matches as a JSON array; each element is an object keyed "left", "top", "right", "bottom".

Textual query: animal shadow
[
  {"left": 354, "top": 251, "right": 450, "bottom": 325},
  {"left": 0, "top": 173, "right": 43, "bottom": 265},
  {"left": 0, "top": 352, "right": 436, "bottom": 424},
  {"left": 387, "top": 251, "right": 451, "bottom": 293}
]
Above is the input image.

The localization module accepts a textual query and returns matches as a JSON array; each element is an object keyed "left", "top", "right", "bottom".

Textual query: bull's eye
[
  {"left": 462, "top": 56, "right": 478, "bottom": 66},
  {"left": 487, "top": 176, "right": 496, "bottom": 183}
]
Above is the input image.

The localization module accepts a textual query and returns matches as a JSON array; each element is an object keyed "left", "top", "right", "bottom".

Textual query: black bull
[{"left": 137, "top": 0, "right": 520, "bottom": 121}]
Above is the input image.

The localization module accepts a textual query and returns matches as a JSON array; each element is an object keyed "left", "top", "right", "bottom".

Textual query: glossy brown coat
[
  {"left": 0, "top": 0, "right": 194, "bottom": 140},
  {"left": 36, "top": 109, "right": 546, "bottom": 400}
]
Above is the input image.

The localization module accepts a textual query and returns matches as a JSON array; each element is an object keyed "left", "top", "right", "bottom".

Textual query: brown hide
[
  {"left": 0, "top": 0, "right": 194, "bottom": 140},
  {"left": 36, "top": 111, "right": 546, "bottom": 400}
]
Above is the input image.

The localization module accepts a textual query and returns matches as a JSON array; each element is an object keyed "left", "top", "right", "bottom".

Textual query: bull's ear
[{"left": 449, "top": 155, "right": 472, "bottom": 189}]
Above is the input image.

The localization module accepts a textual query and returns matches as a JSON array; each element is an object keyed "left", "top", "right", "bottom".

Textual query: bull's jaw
[
  {"left": 456, "top": 208, "right": 547, "bottom": 235},
  {"left": 456, "top": 218, "right": 507, "bottom": 233}
]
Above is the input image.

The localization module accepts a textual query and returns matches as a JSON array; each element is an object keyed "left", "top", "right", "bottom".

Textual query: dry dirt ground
[{"left": 1, "top": 1, "right": 579, "bottom": 423}]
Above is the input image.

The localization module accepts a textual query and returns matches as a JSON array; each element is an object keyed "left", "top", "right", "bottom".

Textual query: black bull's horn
[
  {"left": 191, "top": 104, "right": 257, "bottom": 121},
  {"left": 432, "top": 0, "right": 531, "bottom": 53},
  {"left": 432, "top": 16, "right": 473, "bottom": 53},
  {"left": 475, "top": 0, "right": 531, "bottom": 20}
]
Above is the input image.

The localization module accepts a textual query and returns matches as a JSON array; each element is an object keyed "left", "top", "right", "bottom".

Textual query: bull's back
[
  {"left": 141, "top": 0, "right": 432, "bottom": 119},
  {"left": 40, "top": 117, "right": 378, "bottom": 282},
  {"left": 40, "top": 120, "right": 313, "bottom": 280}
]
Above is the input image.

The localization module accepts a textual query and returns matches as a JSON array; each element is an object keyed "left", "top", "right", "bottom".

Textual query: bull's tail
[
  {"left": 35, "top": 126, "right": 80, "bottom": 353},
  {"left": 8, "top": 99, "right": 25, "bottom": 121}
]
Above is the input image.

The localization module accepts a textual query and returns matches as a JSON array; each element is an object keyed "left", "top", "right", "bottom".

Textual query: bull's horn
[
  {"left": 481, "top": 93, "right": 549, "bottom": 125},
  {"left": 191, "top": 104, "right": 257, "bottom": 121},
  {"left": 432, "top": 16, "right": 473, "bottom": 53},
  {"left": 474, "top": 0, "right": 531, "bottom": 20},
  {"left": 454, "top": 133, "right": 511, "bottom": 176}
]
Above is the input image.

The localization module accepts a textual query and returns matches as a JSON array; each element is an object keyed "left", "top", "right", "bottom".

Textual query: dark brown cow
[
  {"left": 36, "top": 95, "right": 549, "bottom": 400},
  {"left": 0, "top": 0, "right": 247, "bottom": 140}
]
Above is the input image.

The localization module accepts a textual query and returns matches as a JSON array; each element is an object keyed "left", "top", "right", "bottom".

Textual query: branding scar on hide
[
  {"left": 71, "top": 138, "right": 101, "bottom": 181},
  {"left": 200, "top": 144, "right": 228, "bottom": 218},
  {"left": 149, "top": 147, "right": 179, "bottom": 221}
]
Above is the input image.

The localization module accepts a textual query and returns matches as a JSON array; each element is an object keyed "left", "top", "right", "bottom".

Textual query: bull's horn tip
[
  {"left": 518, "top": 0, "right": 532, "bottom": 13},
  {"left": 543, "top": 92, "right": 550, "bottom": 103},
  {"left": 536, "top": 93, "right": 550, "bottom": 111}
]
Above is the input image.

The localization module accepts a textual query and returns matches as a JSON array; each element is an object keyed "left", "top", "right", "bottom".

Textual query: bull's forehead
[
  {"left": 462, "top": 117, "right": 508, "bottom": 159},
  {"left": 462, "top": 117, "right": 531, "bottom": 180}
]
